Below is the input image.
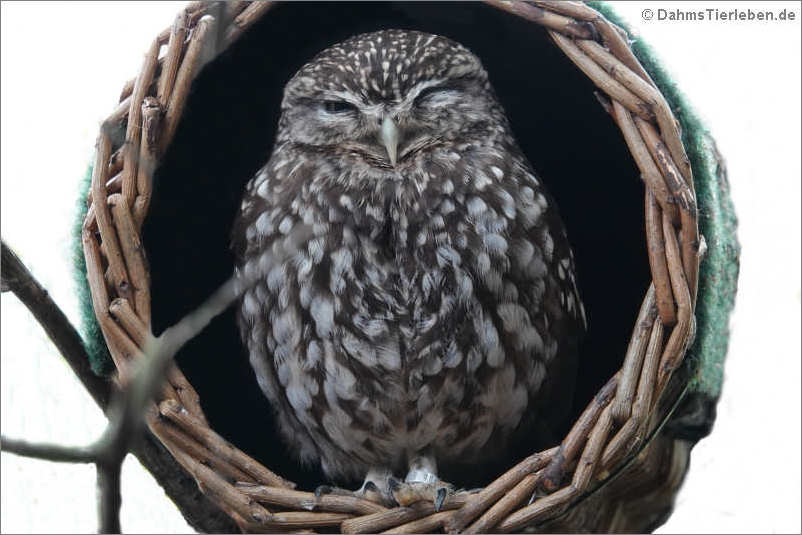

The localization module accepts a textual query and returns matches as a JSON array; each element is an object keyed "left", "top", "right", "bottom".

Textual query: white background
[{"left": 1, "top": 1, "right": 799, "bottom": 533}]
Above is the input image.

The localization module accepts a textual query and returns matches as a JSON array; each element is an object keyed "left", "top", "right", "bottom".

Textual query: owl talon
[
  {"left": 435, "top": 487, "right": 448, "bottom": 512},
  {"left": 528, "top": 488, "right": 547, "bottom": 506},
  {"left": 314, "top": 485, "right": 332, "bottom": 497}
]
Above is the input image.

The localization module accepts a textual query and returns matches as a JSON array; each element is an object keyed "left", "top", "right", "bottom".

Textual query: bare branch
[
  {"left": 97, "top": 461, "right": 123, "bottom": 534},
  {"left": 1, "top": 239, "right": 112, "bottom": 410},
  {"left": 1, "top": 237, "right": 240, "bottom": 533},
  {"left": 1, "top": 221, "right": 314, "bottom": 532},
  {"left": 0, "top": 435, "right": 97, "bottom": 463}
]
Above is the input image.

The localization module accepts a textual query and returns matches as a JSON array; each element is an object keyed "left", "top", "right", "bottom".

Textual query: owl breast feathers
[{"left": 233, "top": 29, "right": 586, "bottom": 483}]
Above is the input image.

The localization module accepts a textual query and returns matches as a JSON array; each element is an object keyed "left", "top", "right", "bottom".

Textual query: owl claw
[
  {"left": 314, "top": 484, "right": 331, "bottom": 498},
  {"left": 387, "top": 476, "right": 401, "bottom": 494},
  {"left": 435, "top": 487, "right": 448, "bottom": 512},
  {"left": 527, "top": 488, "right": 547, "bottom": 506}
]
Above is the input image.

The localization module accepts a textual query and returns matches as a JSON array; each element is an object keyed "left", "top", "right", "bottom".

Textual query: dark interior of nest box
[{"left": 142, "top": 2, "right": 650, "bottom": 490}]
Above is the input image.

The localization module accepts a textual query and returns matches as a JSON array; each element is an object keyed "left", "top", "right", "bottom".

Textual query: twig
[{"left": 0, "top": 436, "right": 97, "bottom": 463}]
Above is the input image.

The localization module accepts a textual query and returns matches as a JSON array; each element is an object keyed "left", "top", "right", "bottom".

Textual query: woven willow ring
[{"left": 82, "top": 2, "right": 712, "bottom": 532}]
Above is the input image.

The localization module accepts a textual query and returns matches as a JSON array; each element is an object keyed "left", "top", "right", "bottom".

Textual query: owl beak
[{"left": 380, "top": 116, "right": 400, "bottom": 166}]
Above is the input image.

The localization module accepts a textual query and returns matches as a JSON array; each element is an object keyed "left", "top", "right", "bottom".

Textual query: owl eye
[
  {"left": 413, "top": 85, "right": 458, "bottom": 107},
  {"left": 322, "top": 100, "right": 357, "bottom": 114}
]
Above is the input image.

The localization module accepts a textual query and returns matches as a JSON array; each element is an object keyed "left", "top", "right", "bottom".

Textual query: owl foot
[
  {"left": 389, "top": 479, "right": 455, "bottom": 511},
  {"left": 390, "top": 454, "right": 454, "bottom": 510},
  {"left": 314, "top": 467, "right": 396, "bottom": 507}
]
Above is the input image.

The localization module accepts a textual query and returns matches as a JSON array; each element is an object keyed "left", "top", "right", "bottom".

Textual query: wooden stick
[
  {"left": 594, "top": 17, "right": 655, "bottom": 85},
  {"left": 160, "top": 399, "right": 295, "bottom": 489},
  {"left": 446, "top": 447, "right": 557, "bottom": 532},
  {"left": 611, "top": 100, "right": 679, "bottom": 224},
  {"left": 635, "top": 116, "right": 700, "bottom": 299},
  {"left": 107, "top": 299, "right": 206, "bottom": 423},
  {"left": 611, "top": 286, "right": 656, "bottom": 424},
  {"left": 225, "top": 1, "right": 274, "bottom": 43},
  {"left": 341, "top": 494, "right": 469, "bottom": 534},
  {"left": 161, "top": 15, "right": 216, "bottom": 153},
  {"left": 90, "top": 131, "right": 132, "bottom": 304},
  {"left": 109, "top": 297, "right": 148, "bottom": 346},
  {"left": 150, "top": 417, "right": 254, "bottom": 485},
  {"left": 530, "top": 0, "right": 600, "bottom": 21},
  {"left": 656, "top": 214, "right": 693, "bottom": 394},
  {"left": 108, "top": 147, "right": 124, "bottom": 179},
  {"left": 645, "top": 192, "right": 678, "bottom": 325},
  {"left": 602, "top": 316, "right": 665, "bottom": 469},
  {"left": 122, "top": 37, "right": 160, "bottom": 206},
  {"left": 382, "top": 510, "right": 454, "bottom": 534},
  {"left": 109, "top": 194, "right": 150, "bottom": 320},
  {"left": 157, "top": 10, "right": 189, "bottom": 105},
  {"left": 540, "top": 373, "right": 619, "bottom": 492},
  {"left": 485, "top": 0, "right": 596, "bottom": 39},
  {"left": 495, "top": 485, "right": 578, "bottom": 533},
  {"left": 570, "top": 404, "right": 613, "bottom": 490},
  {"left": 237, "top": 482, "right": 384, "bottom": 515},
  {"left": 168, "top": 443, "right": 273, "bottom": 526},
  {"left": 164, "top": 366, "right": 208, "bottom": 425},
  {"left": 117, "top": 2, "right": 210, "bottom": 102},
  {"left": 549, "top": 31, "right": 654, "bottom": 122},
  {"left": 269, "top": 511, "right": 352, "bottom": 529},
  {"left": 134, "top": 97, "right": 162, "bottom": 230},
  {"left": 464, "top": 471, "right": 541, "bottom": 534}
]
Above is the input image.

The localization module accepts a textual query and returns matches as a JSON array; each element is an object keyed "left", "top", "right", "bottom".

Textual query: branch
[
  {"left": 1, "top": 237, "right": 238, "bottom": 533},
  {"left": 0, "top": 436, "right": 97, "bottom": 463},
  {"left": 1, "top": 224, "right": 312, "bottom": 532},
  {"left": 1, "top": 240, "right": 112, "bottom": 409},
  {"left": 97, "top": 460, "right": 123, "bottom": 534}
]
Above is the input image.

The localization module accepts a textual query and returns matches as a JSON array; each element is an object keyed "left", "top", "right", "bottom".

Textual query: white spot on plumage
[
  {"left": 310, "top": 295, "right": 334, "bottom": 337},
  {"left": 473, "top": 171, "right": 491, "bottom": 190},
  {"left": 255, "top": 212, "right": 271, "bottom": 235},
  {"left": 278, "top": 216, "right": 293, "bottom": 234},
  {"left": 467, "top": 196, "right": 487, "bottom": 216},
  {"left": 484, "top": 233, "right": 508, "bottom": 254},
  {"left": 243, "top": 291, "right": 260, "bottom": 318}
]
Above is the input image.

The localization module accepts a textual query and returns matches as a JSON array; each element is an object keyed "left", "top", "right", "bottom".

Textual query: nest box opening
[{"left": 142, "top": 2, "right": 650, "bottom": 490}]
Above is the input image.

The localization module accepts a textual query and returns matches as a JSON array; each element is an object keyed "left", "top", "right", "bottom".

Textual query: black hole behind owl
[{"left": 142, "top": 2, "right": 649, "bottom": 491}]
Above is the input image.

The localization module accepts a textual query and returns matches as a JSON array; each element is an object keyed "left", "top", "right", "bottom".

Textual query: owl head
[{"left": 276, "top": 30, "right": 503, "bottom": 171}]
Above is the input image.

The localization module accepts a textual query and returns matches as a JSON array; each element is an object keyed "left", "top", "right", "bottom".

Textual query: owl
[{"left": 232, "top": 29, "right": 586, "bottom": 507}]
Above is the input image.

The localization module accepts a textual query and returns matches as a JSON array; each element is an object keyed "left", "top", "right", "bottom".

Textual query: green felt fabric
[
  {"left": 73, "top": 4, "right": 740, "bottom": 401},
  {"left": 72, "top": 165, "right": 114, "bottom": 375},
  {"left": 589, "top": 2, "right": 740, "bottom": 400}
]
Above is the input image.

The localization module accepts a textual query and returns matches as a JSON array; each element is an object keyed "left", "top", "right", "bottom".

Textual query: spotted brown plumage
[{"left": 232, "top": 29, "right": 585, "bottom": 500}]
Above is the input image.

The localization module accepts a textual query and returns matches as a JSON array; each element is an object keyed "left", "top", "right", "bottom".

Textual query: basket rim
[{"left": 81, "top": 1, "right": 703, "bottom": 532}]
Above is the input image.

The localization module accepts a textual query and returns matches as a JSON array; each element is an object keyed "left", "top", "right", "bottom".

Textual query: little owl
[{"left": 233, "top": 29, "right": 586, "bottom": 507}]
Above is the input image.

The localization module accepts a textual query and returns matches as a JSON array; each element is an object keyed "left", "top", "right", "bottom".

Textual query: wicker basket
[{"left": 80, "top": 1, "right": 738, "bottom": 532}]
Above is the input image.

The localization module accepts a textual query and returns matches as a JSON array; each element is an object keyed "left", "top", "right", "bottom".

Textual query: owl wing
[{"left": 452, "top": 145, "right": 587, "bottom": 443}]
